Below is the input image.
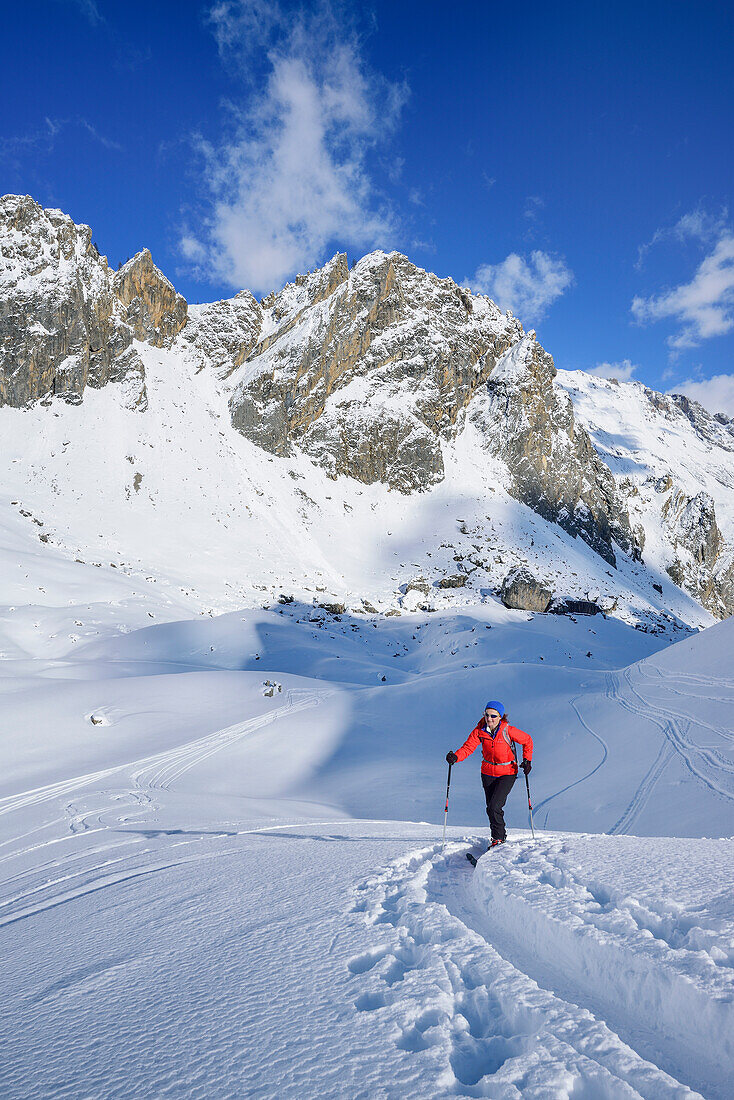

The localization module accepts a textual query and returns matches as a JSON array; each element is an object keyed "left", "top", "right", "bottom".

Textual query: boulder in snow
[{"left": 501, "top": 568, "right": 553, "bottom": 612}]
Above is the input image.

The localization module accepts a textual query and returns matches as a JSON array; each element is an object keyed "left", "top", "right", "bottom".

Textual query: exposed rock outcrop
[
  {"left": 0, "top": 195, "right": 146, "bottom": 409},
  {"left": 112, "top": 249, "right": 188, "bottom": 348},
  {"left": 4, "top": 195, "right": 732, "bottom": 622},
  {"left": 660, "top": 486, "right": 734, "bottom": 617},
  {"left": 229, "top": 250, "right": 523, "bottom": 490},
  {"left": 181, "top": 291, "right": 262, "bottom": 375},
  {"left": 501, "top": 568, "right": 553, "bottom": 612},
  {"left": 227, "top": 254, "right": 639, "bottom": 565},
  {"left": 474, "top": 338, "right": 638, "bottom": 566},
  {"left": 438, "top": 574, "right": 467, "bottom": 589}
]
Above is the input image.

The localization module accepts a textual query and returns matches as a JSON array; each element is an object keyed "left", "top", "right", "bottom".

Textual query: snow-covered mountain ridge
[{"left": 1, "top": 194, "right": 733, "bottom": 626}]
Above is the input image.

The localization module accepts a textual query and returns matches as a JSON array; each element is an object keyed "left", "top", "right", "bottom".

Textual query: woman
[{"left": 446, "top": 700, "right": 532, "bottom": 848}]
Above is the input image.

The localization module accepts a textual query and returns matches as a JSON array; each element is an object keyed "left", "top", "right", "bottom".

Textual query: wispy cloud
[
  {"left": 668, "top": 373, "right": 734, "bottom": 418},
  {"left": 0, "top": 116, "right": 122, "bottom": 167},
  {"left": 636, "top": 205, "right": 729, "bottom": 268},
  {"left": 467, "top": 250, "right": 574, "bottom": 323},
  {"left": 632, "top": 229, "right": 734, "bottom": 350},
  {"left": 63, "top": 0, "right": 104, "bottom": 25},
  {"left": 184, "top": 1, "right": 408, "bottom": 293},
  {"left": 587, "top": 359, "right": 638, "bottom": 382},
  {"left": 523, "top": 195, "right": 544, "bottom": 222},
  {"left": 79, "top": 119, "right": 123, "bottom": 151}
]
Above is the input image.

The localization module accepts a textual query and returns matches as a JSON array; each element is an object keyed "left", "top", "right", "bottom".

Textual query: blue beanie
[{"left": 485, "top": 700, "right": 504, "bottom": 715}]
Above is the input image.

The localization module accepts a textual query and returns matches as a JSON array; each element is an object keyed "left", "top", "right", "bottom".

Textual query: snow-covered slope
[
  {"left": 3, "top": 193, "right": 734, "bottom": 629},
  {"left": 558, "top": 370, "right": 734, "bottom": 618},
  {"left": 0, "top": 590, "right": 732, "bottom": 1097},
  {"left": 0, "top": 335, "right": 715, "bottom": 636}
]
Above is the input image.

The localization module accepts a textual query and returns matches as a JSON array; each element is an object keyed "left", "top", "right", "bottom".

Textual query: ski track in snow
[
  {"left": 0, "top": 688, "right": 323, "bottom": 818},
  {"left": 533, "top": 657, "right": 734, "bottom": 837},
  {"left": 349, "top": 839, "right": 732, "bottom": 1098},
  {"left": 612, "top": 666, "right": 734, "bottom": 812},
  {"left": 0, "top": 688, "right": 325, "bottom": 928},
  {"left": 534, "top": 687, "right": 609, "bottom": 826}
]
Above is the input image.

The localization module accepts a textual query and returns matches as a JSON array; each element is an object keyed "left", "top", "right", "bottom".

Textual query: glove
[
  {"left": 446, "top": 751, "right": 458, "bottom": 765},
  {"left": 521, "top": 759, "right": 531, "bottom": 774}
]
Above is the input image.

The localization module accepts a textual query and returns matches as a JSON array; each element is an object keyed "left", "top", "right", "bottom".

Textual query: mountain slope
[
  {"left": 3, "top": 194, "right": 733, "bottom": 628},
  {"left": 558, "top": 370, "right": 734, "bottom": 617}
]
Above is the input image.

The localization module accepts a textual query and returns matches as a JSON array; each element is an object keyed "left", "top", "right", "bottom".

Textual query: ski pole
[
  {"left": 524, "top": 769, "right": 536, "bottom": 839},
  {"left": 442, "top": 762, "right": 452, "bottom": 850}
]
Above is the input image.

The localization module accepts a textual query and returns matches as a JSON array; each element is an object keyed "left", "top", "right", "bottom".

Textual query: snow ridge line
[{"left": 347, "top": 842, "right": 701, "bottom": 1098}]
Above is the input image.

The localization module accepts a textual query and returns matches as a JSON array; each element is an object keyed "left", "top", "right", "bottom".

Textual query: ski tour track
[
  {"left": 534, "top": 663, "right": 734, "bottom": 837},
  {"left": 0, "top": 688, "right": 328, "bottom": 929},
  {"left": 347, "top": 838, "right": 733, "bottom": 1099},
  {"left": 0, "top": 674, "right": 732, "bottom": 1096}
]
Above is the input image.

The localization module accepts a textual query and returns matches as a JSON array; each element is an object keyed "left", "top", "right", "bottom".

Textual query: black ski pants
[{"left": 482, "top": 773, "right": 516, "bottom": 840}]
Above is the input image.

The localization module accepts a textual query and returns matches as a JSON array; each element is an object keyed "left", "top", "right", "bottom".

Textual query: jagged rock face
[
  {"left": 660, "top": 487, "right": 734, "bottom": 617},
  {"left": 5, "top": 195, "right": 732, "bottom": 622},
  {"left": 473, "top": 338, "right": 637, "bottom": 566},
  {"left": 302, "top": 403, "right": 445, "bottom": 492},
  {"left": 228, "top": 251, "right": 523, "bottom": 491},
  {"left": 180, "top": 292, "right": 262, "bottom": 375},
  {"left": 649, "top": 390, "right": 734, "bottom": 449},
  {"left": 556, "top": 370, "right": 734, "bottom": 618},
  {"left": 501, "top": 568, "right": 553, "bottom": 612},
  {"left": 112, "top": 249, "right": 188, "bottom": 349},
  {"left": 0, "top": 195, "right": 146, "bottom": 409},
  {"left": 643, "top": 391, "right": 734, "bottom": 616}
]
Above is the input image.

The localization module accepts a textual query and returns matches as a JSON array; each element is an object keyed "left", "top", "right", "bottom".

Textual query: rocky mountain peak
[
  {"left": 2, "top": 196, "right": 732, "bottom": 620},
  {"left": 228, "top": 248, "right": 524, "bottom": 491},
  {"left": 0, "top": 194, "right": 145, "bottom": 409},
  {"left": 112, "top": 249, "right": 188, "bottom": 349},
  {"left": 181, "top": 290, "right": 262, "bottom": 377}
]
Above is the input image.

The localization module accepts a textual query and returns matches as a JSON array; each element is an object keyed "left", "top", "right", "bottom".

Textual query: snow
[
  {"left": 1, "top": 335, "right": 714, "bottom": 636},
  {"left": 0, "top": 521, "right": 732, "bottom": 1097},
  {"left": 488, "top": 335, "right": 535, "bottom": 383},
  {"left": 557, "top": 369, "right": 734, "bottom": 553}
]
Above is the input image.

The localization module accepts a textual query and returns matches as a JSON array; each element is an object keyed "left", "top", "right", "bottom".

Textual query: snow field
[
  {"left": 0, "top": 495, "right": 732, "bottom": 1096},
  {"left": 348, "top": 836, "right": 728, "bottom": 1097},
  {"left": 465, "top": 837, "right": 734, "bottom": 1097},
  {"left": 0, "top": 334, "right": 715, "bottom": 637}
]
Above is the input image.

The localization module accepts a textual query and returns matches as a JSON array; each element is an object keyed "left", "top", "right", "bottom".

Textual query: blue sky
[{"left": 2, "top": 0, "right": 733, "bottom": 412}]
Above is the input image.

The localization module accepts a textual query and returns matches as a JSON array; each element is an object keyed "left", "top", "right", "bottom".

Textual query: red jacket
[{"left": 455, "top": 717, "right": 533, "bottom": 777}]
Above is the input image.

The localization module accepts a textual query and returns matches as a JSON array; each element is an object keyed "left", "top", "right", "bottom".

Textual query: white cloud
[
  {"left": 587, "top": 359, "right": 638, "bottom": 382},
  {"left": 672, "top": 207, "right": 729, "bottom": 243},
  {"left": 185, "top": 1, "right": 407, "bottom": 293},
  {"left": 79, "top": 119, "right": 123, "bottom": 152},
  {"left": 523, "top": 195, "right": 544, "bottom": 222},
  {"left": 637, "top": 205, "right": 729, "bottom": 266},
  {"left": 668, "top": 374, "right": 734, "bottom": 418},
  {"left": 468, "top": 251, "right": 574, "bottom": 323},
  {"left": 65, "top": 0, "right": 103, "bottom": 24},
  {"left": 632, "top": 232, "right": 734, "bottom": 350}
]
